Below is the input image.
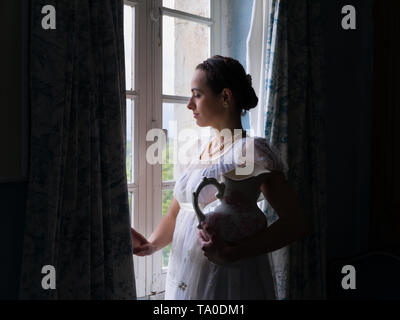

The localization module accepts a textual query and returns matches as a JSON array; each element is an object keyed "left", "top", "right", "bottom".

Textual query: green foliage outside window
[{"left": 162, "top": 140, "right": 174, "bottom": 267}]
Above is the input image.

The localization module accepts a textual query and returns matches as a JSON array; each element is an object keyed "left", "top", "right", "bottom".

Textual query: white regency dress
[{"left": 164, "top": 136, "right": 286, "bottom": 300}]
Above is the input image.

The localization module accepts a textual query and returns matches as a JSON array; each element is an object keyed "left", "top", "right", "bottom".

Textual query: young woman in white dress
[{"left": 131, "top": 55, "right": 309, "bottom": 300}]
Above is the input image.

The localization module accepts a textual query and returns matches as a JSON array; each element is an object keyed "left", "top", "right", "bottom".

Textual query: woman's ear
[{"left": 221, "top": 88, "right": 233, "bottom": 103}]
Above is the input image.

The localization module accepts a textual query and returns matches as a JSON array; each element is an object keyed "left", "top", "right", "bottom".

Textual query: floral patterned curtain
[
  {"left": 264, "top": 0, "right": 327, "bottom": 299},
  {"left": 19, "top": 0, "right": 136, "bottom": 299}
]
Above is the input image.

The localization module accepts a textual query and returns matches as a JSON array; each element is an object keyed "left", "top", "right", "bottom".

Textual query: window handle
[
  {"left": 150, "top": 6, "right": 162, "bottom": 47},
  {"left": 150, "top": 7, "right": 161, "bottom": 22}
]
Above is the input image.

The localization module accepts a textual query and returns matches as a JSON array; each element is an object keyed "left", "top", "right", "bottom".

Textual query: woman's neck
[
  {"left": 212, "top": 128, "right": 246, "bottom": 144},
  {"left": 212, "top": 117, "right": 245, "bottom": 145}
]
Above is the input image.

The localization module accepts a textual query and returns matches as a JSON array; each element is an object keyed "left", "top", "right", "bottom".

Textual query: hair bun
[{"left": 246, "top": 74, "right": 252, "bottom": 86}]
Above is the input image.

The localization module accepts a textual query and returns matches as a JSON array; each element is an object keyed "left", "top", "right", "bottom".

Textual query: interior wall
[
  {"left": 321, "top": 0, "right": 374, "bottom": 261},
  {"left": 225, "top": 0, "right": 254, "bottom": 129},
  {"left": 225, "top": 0, "right": 254, "bottom": 70}
]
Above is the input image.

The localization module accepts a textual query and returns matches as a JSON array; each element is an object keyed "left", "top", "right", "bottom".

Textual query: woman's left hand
[{"left": 197, "top": 222, "right": 235, "bottom": 265}]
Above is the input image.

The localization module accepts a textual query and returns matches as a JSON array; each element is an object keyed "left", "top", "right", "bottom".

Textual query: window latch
[{"left": 150, "top": 7, "right": 161, "bottom": 22}]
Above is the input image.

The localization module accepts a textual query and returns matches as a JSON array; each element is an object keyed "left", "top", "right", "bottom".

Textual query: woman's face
[{"left": 187, "top": 69, "right": 226, "bottom": 128}]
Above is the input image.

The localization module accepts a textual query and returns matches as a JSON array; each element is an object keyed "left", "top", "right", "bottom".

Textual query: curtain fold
[
  {"left": 263, "top": 0, "right": 327, "bottom": 299},
  {"left": 19, "top": 0, "right": 136, "bottom": 299}
]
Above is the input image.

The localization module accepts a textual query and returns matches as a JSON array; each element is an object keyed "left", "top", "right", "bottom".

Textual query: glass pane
[
  {"left": 162, "top": 189, "right": 174, "bottom": 268},
  {"left": 126, "top": 99, "right": 134, "bottom": 183},
  {"left": 163, "top": 0, "right": 210, "bottom": 18},
  {"left": 124, "top": 5, "right": 135, "bottom": 90},
  {"left": 163, "top": 15, "right": 210, "bottom": 96},
  {"left": 163, "top": 244, "right": 171, "bottom": 269},
  {"left": 162, "top": 189, "right": 173, "bottom": 216},
  {"left": 162, "top": 145, "right": 174, "bottom": 182},
  {"left": 128, "top": 192, "right": 134, "bottom": 228},
  {"left": 162, "top": 103, "right": 210, "bottom": 181}
]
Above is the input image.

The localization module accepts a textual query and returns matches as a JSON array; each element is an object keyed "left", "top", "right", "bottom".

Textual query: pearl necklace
[
  {"left": 206, "top": 131, "right": 247, "bottom": 159},
  {"left": 207, "top": 140, "right": 225, "bottom": 158}
]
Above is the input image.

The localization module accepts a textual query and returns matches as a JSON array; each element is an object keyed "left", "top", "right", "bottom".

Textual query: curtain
[
  {"left": 263, "top": 0, "right": 327, "bottom": 299},
  {"left": 19, "top": 0, "right": 136, "bottom": 299}
]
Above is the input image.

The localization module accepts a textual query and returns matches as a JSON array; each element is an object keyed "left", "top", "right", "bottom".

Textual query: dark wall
[
  {"left": 0, "top": 0, "right": 28, "bottom": 299},
  {"left": 321, "top": 0, "right": 374, "bottom": 261}
]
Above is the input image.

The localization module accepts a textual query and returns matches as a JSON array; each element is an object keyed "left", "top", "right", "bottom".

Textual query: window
[{"left": 124, "top": 0, "right": 221, "bottom": 298}]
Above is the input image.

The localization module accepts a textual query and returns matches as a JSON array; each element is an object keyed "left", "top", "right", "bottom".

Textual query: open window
[{"left": 124, "top": 0, "right": 221, "bottom": 298}]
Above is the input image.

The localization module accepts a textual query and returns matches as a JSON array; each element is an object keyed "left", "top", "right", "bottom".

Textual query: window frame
[{"left": 124, "top": 0, "right": 221, "bottom": 298}]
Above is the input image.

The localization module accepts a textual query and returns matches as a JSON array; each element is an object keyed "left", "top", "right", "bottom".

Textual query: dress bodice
[{"left": 173, "top": 136, "right": 287, "bottom": 207}]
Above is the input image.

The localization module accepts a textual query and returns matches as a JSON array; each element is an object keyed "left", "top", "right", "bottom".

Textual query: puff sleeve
[
  {"left": 233, "top": 137, "right": 288, "bottom": 177},
  {"left": 254, "top": 137, "right": 287, "bottom": 172}
]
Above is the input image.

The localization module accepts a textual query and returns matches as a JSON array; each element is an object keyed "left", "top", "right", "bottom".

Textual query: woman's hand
[
  {"left": 131, "top": 228, "right": 157, "bottom": 256},
  {"left": 197, "top": 222, "right": 236, "bottom": 265}
]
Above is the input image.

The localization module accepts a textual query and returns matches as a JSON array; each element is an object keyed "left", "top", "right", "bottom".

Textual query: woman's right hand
[
  {"left": 131, "top": 228, "right": 157, "bottom": 256},
  {"left": 197, "top": 221, "right": 236, "bottom": 265}
]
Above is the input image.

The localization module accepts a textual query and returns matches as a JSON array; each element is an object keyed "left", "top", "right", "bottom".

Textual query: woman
[{"left": 131, "top": 55, "right": 309, "bottom": 299}]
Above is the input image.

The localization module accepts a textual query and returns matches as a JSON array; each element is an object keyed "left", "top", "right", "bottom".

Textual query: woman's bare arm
[
  {"left": 148, "top": 196, "right": 180, "bottom": 251},
  {"left": 226, "top": 171, "right": 310, "bottom": 261}
]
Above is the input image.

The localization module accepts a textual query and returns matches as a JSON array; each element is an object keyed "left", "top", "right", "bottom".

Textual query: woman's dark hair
[{"left": 195, "top": 55, "right": 258, "bottom": 115}]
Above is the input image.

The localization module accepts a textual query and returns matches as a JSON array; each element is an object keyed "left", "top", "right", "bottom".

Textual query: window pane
[
  {"left": 124, "top": 5, "right": 135, "bottom": 90},
  {"left": 163, "top": 244, "right": 171, "bottom": 269},
  {"left": 128, "top": 191, "right": 134, "bottom": 228},
  {"left": 162, "top": 189, "right": 173, "bottom": 217},
  {"left": 163, "top": 0, "right": 210, "bottom": 18},
  {"left": 162, "top": 103, "right": 210, "bottom": 181},
  {"left": 126, "top": 99, "right": 134, "bottom": 183},
  {"left": 162, "top": 149, "right": 174, "bottom": 182},
  {"left": 163, "top": 15, "right": 210, "bottom": 96},
  {"left": 162, "top": 189, "right": 174, "bottom": 268},
  {"left": 162, "top": 103, "right": 174, "bottom": 181}
]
